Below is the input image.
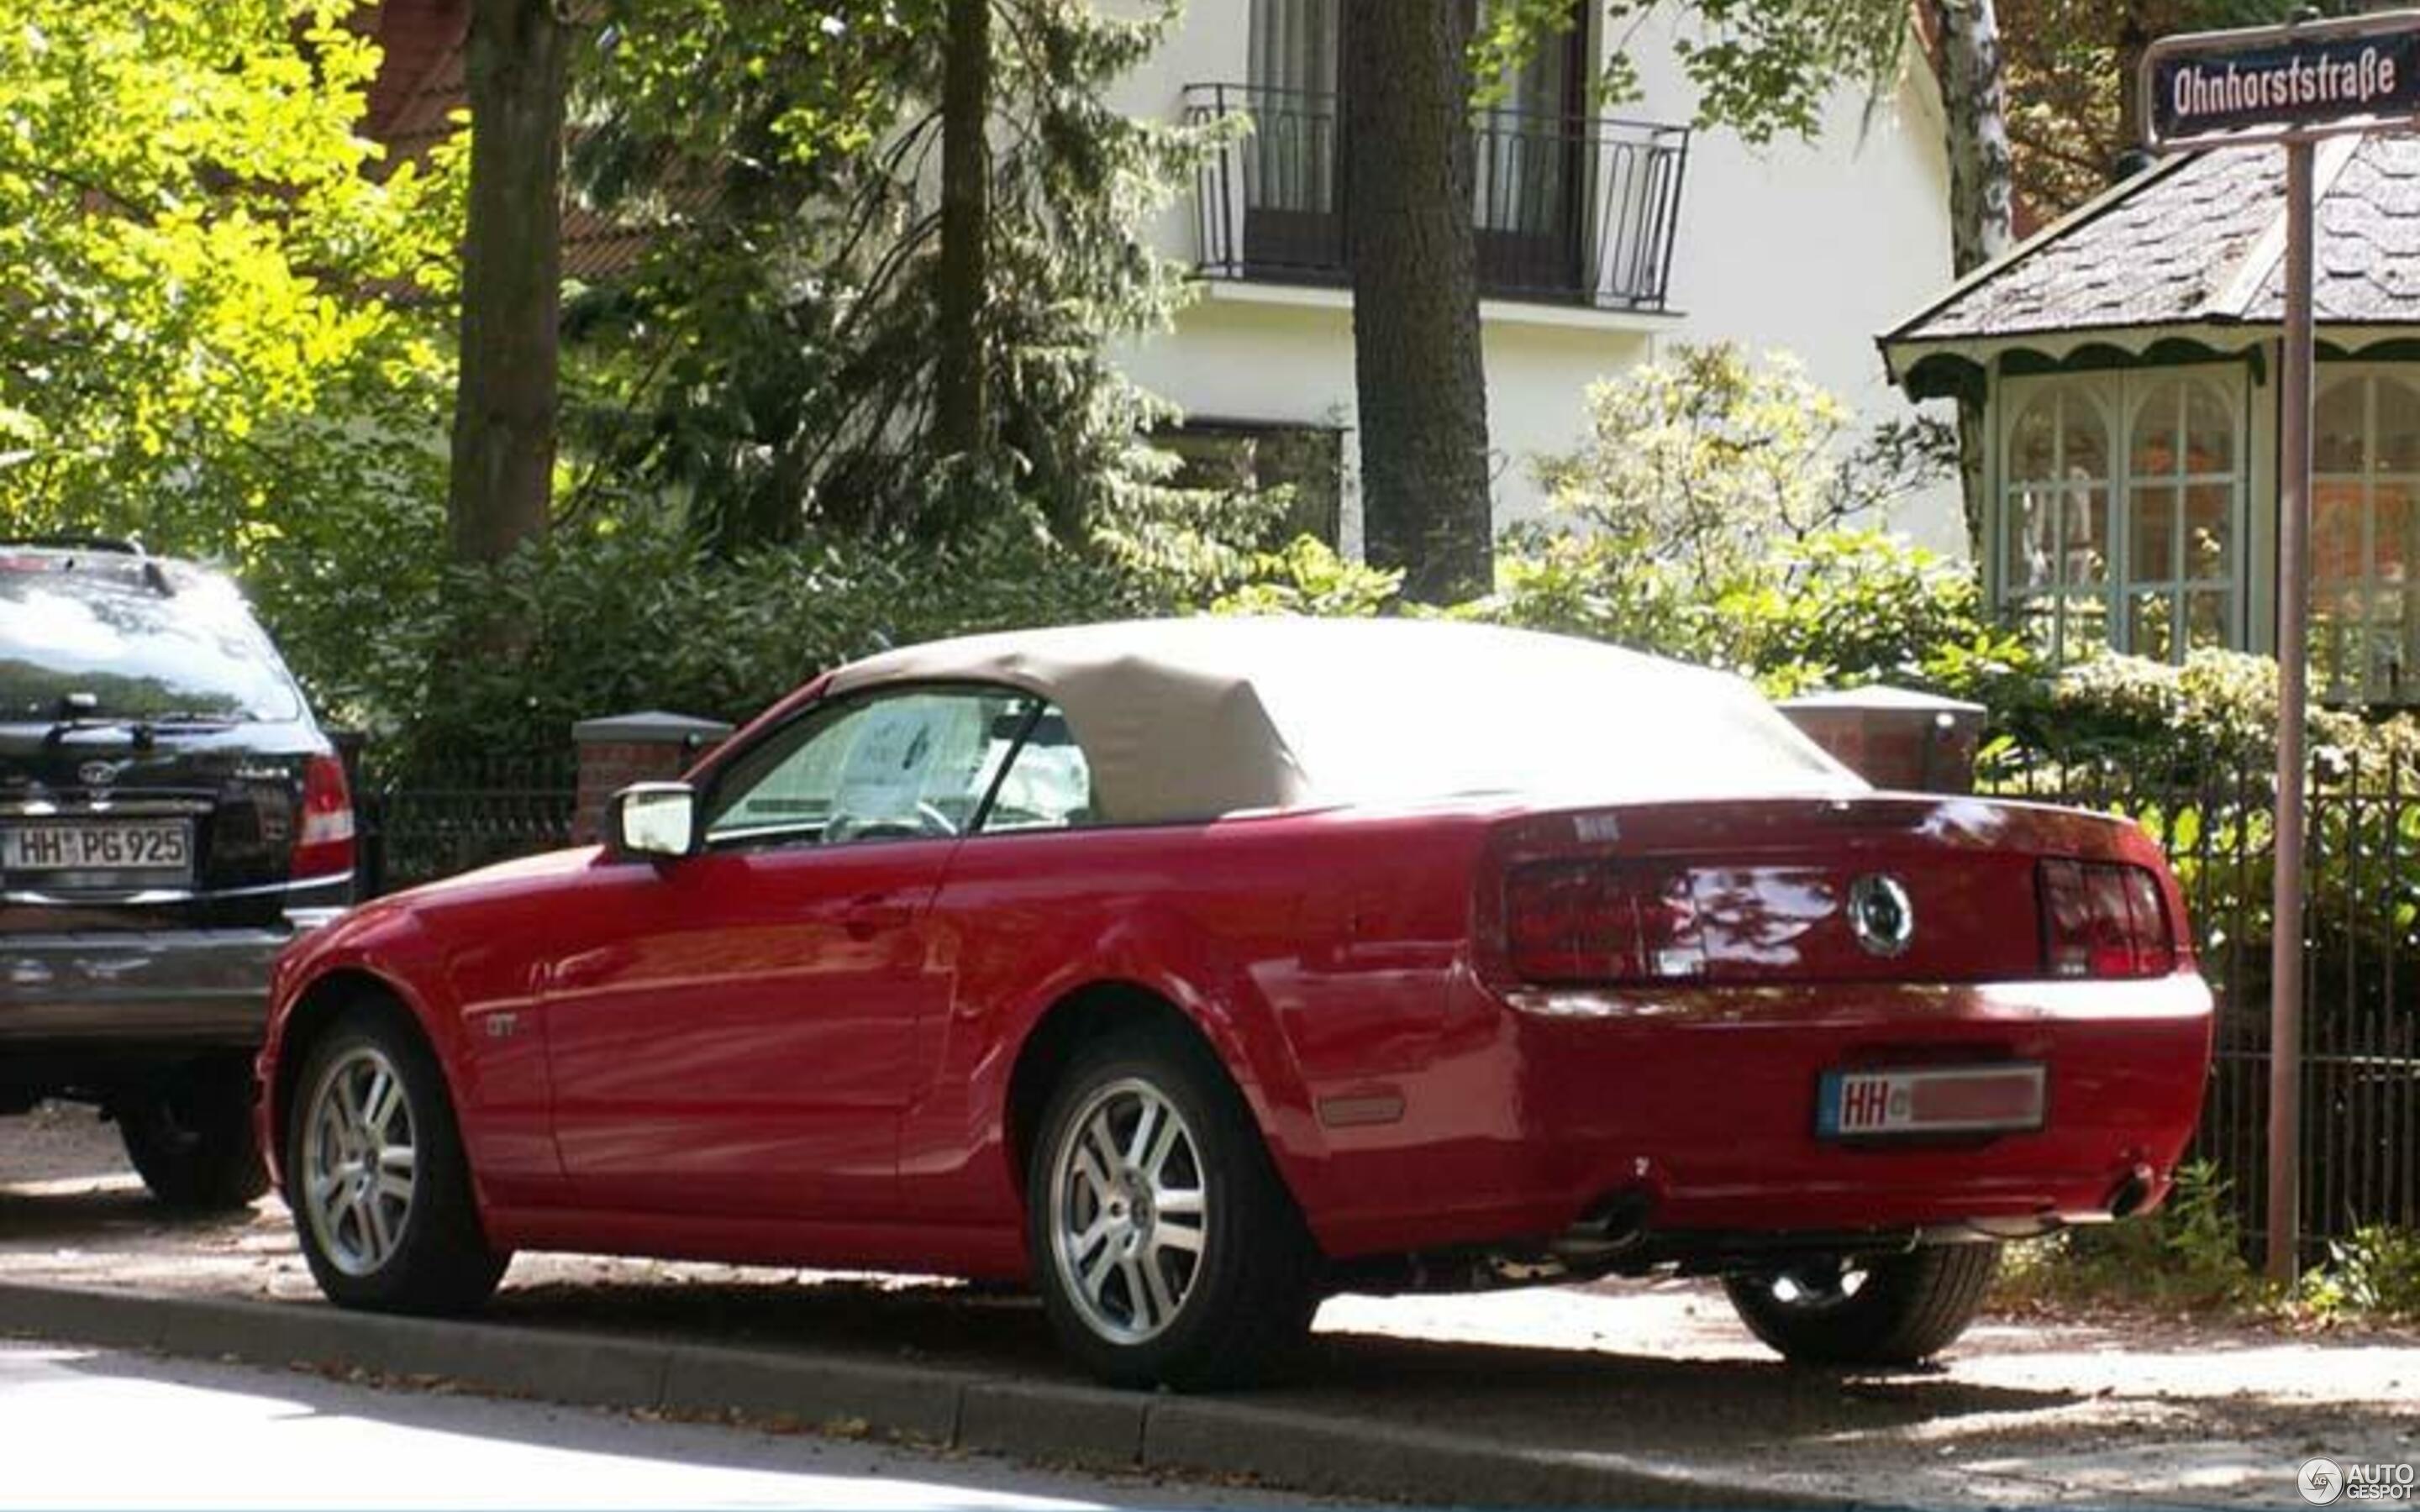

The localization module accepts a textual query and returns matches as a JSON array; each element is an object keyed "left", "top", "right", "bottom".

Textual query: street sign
[
  {"left": 2144, "top": 9, "right": 2420, "bottom": 150},
  {"left": 2138, "top": 9, "right": 2420, "bottom": 1284}
]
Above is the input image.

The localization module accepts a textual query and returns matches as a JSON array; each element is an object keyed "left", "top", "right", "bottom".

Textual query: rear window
[{"left": 0, "top": 558, "right": 302, "bottom": 724}]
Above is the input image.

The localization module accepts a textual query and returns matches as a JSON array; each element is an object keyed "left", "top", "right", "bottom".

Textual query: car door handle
[{"left": 839, "top": 897, "right": 913, "bottom": 937}]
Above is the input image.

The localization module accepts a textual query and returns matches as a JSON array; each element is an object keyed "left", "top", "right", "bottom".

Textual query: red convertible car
[{"left": 260, "top": 619, "right": 2212, "bottom": 1388}]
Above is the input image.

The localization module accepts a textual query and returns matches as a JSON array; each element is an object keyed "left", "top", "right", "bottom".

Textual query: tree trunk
[
  {"left": 447, "top": 0, "right": 568, "bottom": 568},
  {"left": 935, "top": 0, "right": 992, "bottom": 467},
  {"left": 1342, "top": 0, "right": 1493, "bottom": 605},
  {"left": 1930, "top": 0, "right": 2013, "bottom": 556}
]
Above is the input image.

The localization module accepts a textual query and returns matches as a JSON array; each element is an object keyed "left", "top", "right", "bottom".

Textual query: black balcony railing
[{"left": 1184, "top": 83, "right": 1691, "bottom": 312}]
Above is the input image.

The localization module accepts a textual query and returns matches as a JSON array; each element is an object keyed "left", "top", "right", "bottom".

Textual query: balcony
[{"left": 1182, "top": 84, "right": 1691, "bottom": 313}]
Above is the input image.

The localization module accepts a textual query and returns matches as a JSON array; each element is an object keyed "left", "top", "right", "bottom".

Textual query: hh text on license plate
[
  {"left": 1817, "top": 1063, "right": 2046, "bottom": 1138},
  {"left": 1, "top": 822, "right": 191, "bottom": 873}
]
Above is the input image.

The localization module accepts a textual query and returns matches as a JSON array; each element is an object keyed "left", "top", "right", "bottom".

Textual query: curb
[{"left": 0, "top": 1281, "right": 1845, "bottom": 1508}]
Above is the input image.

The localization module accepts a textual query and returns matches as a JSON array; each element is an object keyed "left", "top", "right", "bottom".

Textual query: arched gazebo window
[
  {"left": 2125, "top": 376, "right": 2238, "bottom": 661},
  {"left": 2003, "top": 380, "right": 2112, "bottom": 662},
  {"left": 2313, "top": 369, "right": 2420, "bottom": 703},
  {"left": 1998, "top": 369, "right": 2243, "bottom": 668}
]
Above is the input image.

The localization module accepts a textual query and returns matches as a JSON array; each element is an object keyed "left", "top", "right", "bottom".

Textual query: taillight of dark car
[
  {"left": 292, "top": 754, "right": 356, "bottom": 882},
  {"left": 1502, "top": 859, "right": 1700, "bottom": 984},
  {"left": 2038, "top": 858, "right": 2175, "bottom": 979}
]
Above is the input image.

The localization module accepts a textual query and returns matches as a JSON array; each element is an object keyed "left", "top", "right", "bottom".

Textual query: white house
[{"left": 1106, "top": 1, "right": 1966, "bottom": 556}]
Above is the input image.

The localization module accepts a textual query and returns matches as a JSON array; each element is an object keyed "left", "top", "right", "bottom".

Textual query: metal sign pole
[
  {"left": 2268, "top": 135, "right": 2316, "bottom": 1284},
  {"left": 2132, "top": 7, "right": 2420, "bottom": 1282}
]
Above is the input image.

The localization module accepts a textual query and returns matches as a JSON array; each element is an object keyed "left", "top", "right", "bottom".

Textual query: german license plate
[
  {"left": 1817, "top": 1063, "right": 2047, "bottom": 1138},
  {"left": 0, "top": 820, "right": 192, "bottom": 877}
]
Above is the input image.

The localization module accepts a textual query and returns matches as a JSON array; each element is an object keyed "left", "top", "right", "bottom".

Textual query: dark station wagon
[{"left": 1, "top": 538, "right": 352, "bottom": 1207}]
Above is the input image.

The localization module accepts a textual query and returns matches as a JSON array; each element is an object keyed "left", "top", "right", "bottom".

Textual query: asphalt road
[{"left": 0, "top": 1338, "right": 1358, "bottom": 1510}]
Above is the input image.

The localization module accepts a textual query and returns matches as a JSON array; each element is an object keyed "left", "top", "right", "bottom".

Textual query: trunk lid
[
  {"left": 0, "top": 722, "right": 325, "bottom": 932},
  {"left": 1484, "top": 793, "right": 2175, "bottom": 987}
]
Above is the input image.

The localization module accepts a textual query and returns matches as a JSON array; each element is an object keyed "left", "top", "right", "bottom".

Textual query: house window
[
  {"left": 1159, "top": 422, "right": 1344, "bottom": 548},
  {"left": 1246, "top": 0, "right": 1340, "bottom": 227},
  {"left": 2313, "top": 370, "right": 2420, "bottom": 703},
  {"left": 1236, "top": 0, "right": 1590, "bottom": 294},
  {"left": 1999, "top": 369, "right": 2244, "bottom": 667}
]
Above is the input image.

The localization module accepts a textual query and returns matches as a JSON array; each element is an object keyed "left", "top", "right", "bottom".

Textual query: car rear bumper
[
  {"left": 1300, "top": 971, "right": 2215, "bottom": 1261},
  {"left": 0, "top": 909, "right": 345, "bottom": 1048}
]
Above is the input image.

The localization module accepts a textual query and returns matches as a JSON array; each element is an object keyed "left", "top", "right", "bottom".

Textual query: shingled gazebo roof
[{"left": 1882, "top": 132, "right": 2420, "bottom": 398}]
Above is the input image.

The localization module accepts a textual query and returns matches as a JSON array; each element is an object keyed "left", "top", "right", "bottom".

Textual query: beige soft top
[{"left": 823, "top": 617, "right": 1857, "bottom": 826}]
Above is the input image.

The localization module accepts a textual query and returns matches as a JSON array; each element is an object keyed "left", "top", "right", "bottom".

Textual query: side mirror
[{"left": 608, "top": 782, "right": 698, "bottom": 860}]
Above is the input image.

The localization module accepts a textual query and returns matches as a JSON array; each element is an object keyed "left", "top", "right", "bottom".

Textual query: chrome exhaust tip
[{"left": 2107, "top": 1163, "right": 2158, "bottom": 1219}]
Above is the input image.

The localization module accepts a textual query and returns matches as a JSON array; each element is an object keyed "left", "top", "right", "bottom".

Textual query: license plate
[
  {"left": 0, "top": 820, "right": 192, "bottom": 877},
  {"left": 1817, "top": 1063, "right": 2047, "bottom": 1139}
]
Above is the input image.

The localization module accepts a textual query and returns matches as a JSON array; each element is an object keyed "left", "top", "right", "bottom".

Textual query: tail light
[
  {"left": 1503, "top": 860, "right": 1702, "bottom": 984},
  {"left": 2038, "top": 858, "right": 2174, "bottom": 979},
  {"left": 292, "top": 753, "right": 356, "bottom": 883}
]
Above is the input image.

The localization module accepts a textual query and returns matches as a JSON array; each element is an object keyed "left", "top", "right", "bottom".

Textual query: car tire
[
  {"left": 1027, "top": 1025, "right": 1322, "bottom": 1390},
  {"left": 1723, "top": 1242, "right": 2002, "bottom": 1367},
  {"left": 116, "top": 1054, "right": 271, "bottom": 1212},
  {"left": 286, "top": 1001, "right": 508, "bottom": 1315}
]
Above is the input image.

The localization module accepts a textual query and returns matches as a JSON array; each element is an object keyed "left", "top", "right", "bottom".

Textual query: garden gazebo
[{"left": 1881, "top": 131, "right": 2420, "bottom": 706}]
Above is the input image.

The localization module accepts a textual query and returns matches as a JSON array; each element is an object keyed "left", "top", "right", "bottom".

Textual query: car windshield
[
  {"left": 1244, "top": 629, "right": 1863, "bottom": 806},
  {"left": 0, "top": 559, "right": 302, "bottom": 724}
]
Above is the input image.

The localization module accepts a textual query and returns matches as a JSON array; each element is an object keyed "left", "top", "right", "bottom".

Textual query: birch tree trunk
[
  {"left": 1930, "top": 0, "right": 2014, "bottom": 554},
  {"left": 1342, "top": 0, "right": 1494, "bottom": 605},
  {"left": 447, "top": 0, "right": 568, "bottom": 568}
]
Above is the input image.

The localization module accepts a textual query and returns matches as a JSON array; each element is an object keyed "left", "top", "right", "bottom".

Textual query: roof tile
[{"left": 1891, "top": 132, "right": 2420, "bottom": 350}]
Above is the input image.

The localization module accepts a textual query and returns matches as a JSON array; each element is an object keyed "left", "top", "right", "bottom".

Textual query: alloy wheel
[
  {"left": 1047, "top": 1076, "right": 1209, "bottom": 1345},
  {"left": 299, "top": 1045, "right": 418, "bottom": 1277}
]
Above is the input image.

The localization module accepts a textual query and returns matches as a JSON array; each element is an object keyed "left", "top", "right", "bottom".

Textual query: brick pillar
[
  {"left": 1776, "top": 687, "right": 1987, "bottom": 794},
  {"left": 571, "top": 711, "right": 735, "bottom": 844}
]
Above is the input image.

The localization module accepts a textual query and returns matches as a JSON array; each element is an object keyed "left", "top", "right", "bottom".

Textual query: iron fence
[
  {"left": 1183, "top": 83, "right": 1691, "bottom": 312},
  {"left": 353, "top": 756, "right": 578, "bottom": 898}
]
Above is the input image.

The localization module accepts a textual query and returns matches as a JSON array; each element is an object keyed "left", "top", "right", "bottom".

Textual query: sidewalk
[{"left": 5, "top": 1105, "right": 2414, "bottom": 1506}]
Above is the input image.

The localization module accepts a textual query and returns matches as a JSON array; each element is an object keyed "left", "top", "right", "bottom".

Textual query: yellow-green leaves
[{"left": 0, "top": 0, "right": 455, "bottom": 554}]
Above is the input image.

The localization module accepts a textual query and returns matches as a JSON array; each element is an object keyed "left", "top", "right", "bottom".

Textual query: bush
[
  {"left": 1993, "top": 647, "right": 2420, "bottom": 785},
  {"left": 2304, "top": 1226, "right": 2420, "bottom": 1322},
  {"left": 313, "top": 514, "right": 1171, "bottom": 773},
  {"left": 1532, "top": 343, "right": 1952, "bottom": 601},
  {"left": 1996, "top": 1160, "right": 2260, "bottom": 1315}
]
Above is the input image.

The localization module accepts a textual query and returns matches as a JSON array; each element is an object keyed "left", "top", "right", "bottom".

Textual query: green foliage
[
  {"left": 1995, "top": 648, "right": 2420, "bottom": 784},
  {"left": 2001, "top": 1163, "right": 2420, "bottom": 1326},
  {"left": 571, "top": 0, "right": 1244, "bottom": 557},
  {"left": 1722, "top": 529, "right": 2038, "bottom": 702},
  {"left": 1534, "top": 344, "right": 1954, "bottom": 598},
  {"left": 1211, "top": 537, "right": 1405, "bottom": 620},
  {"left": 0, "top": 2, "right": 456, "bottom": 549},
  {"left": 1480, "top": 0, "right": 1907, "bottom": 143},
  {"left": 334, "top": 512, "right": 1170, "bottom": 769},
  {"left": 1220, "top": 346, "right": 2007, "bottom": 703},
  {"left": 1996, "top": 1159, "right": 2263, "bottom": 1313},
  {"left": 2302, "top": 1226, "right": 2420, "bottom": 1323}
]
